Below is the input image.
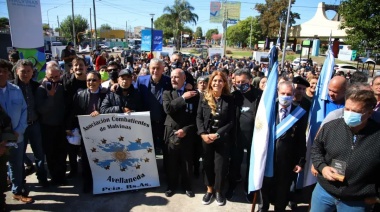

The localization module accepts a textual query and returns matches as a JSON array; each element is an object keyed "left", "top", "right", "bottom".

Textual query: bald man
[{"left": 326, "top": 76, "right": 347, "bottom": 116}]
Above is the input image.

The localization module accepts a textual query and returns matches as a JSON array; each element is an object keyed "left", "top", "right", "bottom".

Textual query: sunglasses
[
  {"left": 87, "top": 79, "right": 98, "bottom": 82},
  {"left": 107, "top": 68, "right": 118, "bottom": 72}
]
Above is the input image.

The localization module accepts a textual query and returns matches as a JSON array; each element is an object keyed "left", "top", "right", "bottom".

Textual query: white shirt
[{"left": 278, "top": 104, "right": 291, "bottom": 122}]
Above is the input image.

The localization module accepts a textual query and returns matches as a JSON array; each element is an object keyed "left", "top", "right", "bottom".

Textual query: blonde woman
[{"left": 196, "top": 71, "right": 235, "bottom": 206}]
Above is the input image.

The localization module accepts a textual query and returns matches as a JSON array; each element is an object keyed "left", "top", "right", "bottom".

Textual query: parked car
[
  {"left": 291, "top": 58, "right": 308, "bottom": 70},
  {"left": 334, "top": 64, "right": 357, "bottom": 75},
  {"left": 99, "top": 44, "right": 108, "bottom": 49},
  {"left": 112, "top": 46, "right": 123, "bottom": 52}
]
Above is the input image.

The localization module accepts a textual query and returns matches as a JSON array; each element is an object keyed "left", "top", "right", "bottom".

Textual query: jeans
[
  {"left": 23, "top": 122, "right": 47, "bottom": 182},
  {"left": 311, "top": 183, "right": 369, "bottom": 212},
  {"left": 8, "top": 141, "right": 28, "bottom": 195}
]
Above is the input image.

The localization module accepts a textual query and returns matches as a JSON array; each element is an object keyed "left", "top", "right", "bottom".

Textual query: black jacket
[
  {"left": 312, "top": 118, "right": 380, "bottom": 201},
  {"left": 163, "top": 89, "right": 199, "bottom": 137},
  {"left": 100, "top": 86, "right": 142, "bottom": 114},
  {"left": 196, "top": 94, "right": 235, "bottom": 141},
  {"left": 67, "top": 88, "right": 107, "bottom": 130}
]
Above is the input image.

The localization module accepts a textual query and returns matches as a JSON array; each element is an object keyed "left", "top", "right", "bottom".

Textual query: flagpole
[{"left": 280, "top": 0, "right": 292, "bottom": 71}]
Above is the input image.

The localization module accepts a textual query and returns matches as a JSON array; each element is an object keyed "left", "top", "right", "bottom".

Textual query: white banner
[
  {"left": 7, "top": 0, "right": 44, "bottom": 48},
  {"left": 208, "top": 48, "right": 224, "bottom": 59},
  {"left": 78, "top": 112, "right": 160, "bottom": 194}
]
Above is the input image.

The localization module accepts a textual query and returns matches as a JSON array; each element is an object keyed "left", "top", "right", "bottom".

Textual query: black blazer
[
  {"left": 275, "top": 102, "right": 308, "bottom": 171},
  {"left": 196, "top": 93, "right": 235, "bottom": 140},
  {"left": 100, "top": 86, "right": 142, "bottom": 114},
  {"left": 162, "top": 89, "right": 199, "bottom": 137}
]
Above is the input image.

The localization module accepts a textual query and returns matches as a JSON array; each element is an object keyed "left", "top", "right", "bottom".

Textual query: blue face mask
[
  {"left": 278, "top": 95, "right": 293, "bottom": 106},
  {"left": 236, "top": 83, "right": 250, "bottom": 93},
  {"left": 343, "top": 110, "right": 363, "bottom": 127}
]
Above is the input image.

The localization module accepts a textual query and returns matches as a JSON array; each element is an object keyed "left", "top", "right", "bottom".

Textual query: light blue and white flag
[
  {"left": 248, "top": 61, "right": 278, "bottom": 192},
  {"left": 299, "top": 49, "right": 335, "bottom": 188}
]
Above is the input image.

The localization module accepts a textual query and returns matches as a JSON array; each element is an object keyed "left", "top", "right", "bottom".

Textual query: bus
[{"left": 128, "top": 39, "right": 141, "bottom": 48}]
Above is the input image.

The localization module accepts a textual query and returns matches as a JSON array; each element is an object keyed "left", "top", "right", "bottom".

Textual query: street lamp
[{"left": 150, "top": 13, "right": 155, "bottom": 54}]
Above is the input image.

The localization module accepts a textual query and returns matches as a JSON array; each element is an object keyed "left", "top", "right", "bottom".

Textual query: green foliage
[
  {"left": 99, "top": 24, "right": 112, "bottom": 32},
  {"left": 59, "top": 15, "right": 88, "bottom": 44},
  {"left": 0, "top": 17, "right": 9, "bottom": 28},
  {"left": 340, "top": 0, "right": 380, "bottom": 49},
  {"left": 163, "top": 0, "right": 199, "bottom": 49},
  {"left": 205, "top": 28, "right": 219, "bottom": 40},
  {"left": 255, "top": 0, "right": 300, "bottom": 38},
  {"left": 195, "top": 26, "right": 203, "bottom": 38},
  {"left": 154, "top": 14, "right": 175, "bottom": 39},
  {"left": 42, "top": 23, "right": 50, "bottom": 31},
  {"left": 226, "top": 17, "right": 262, "bottom": 47}
]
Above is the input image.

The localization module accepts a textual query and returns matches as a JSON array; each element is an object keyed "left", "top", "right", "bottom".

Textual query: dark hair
[
  {"left": 345, "top": 89, "right": 377, "bottom": 110},
  {"left": 107, "top": 61, "right": 121, "bottom": 70},
  {"left": 87, "top": 71, "right": 101, "bottom": 80},
  {"left": 350, "top": 71, "right": 367, "bottom": 84},
  {"left": 234, "top": 69, "right": 252, "bottom": 80},
  {"left": 0, "top": 59, "right": 13, "bottom": 71},
  {"left": 72, "top": 57, "right": 86, "bottom": 65},
  {"left": 220, "top": 68, "right": 229, "bottom": 77},
  {"left": 14, "top": 59, "right": 34, "bottom": 71},
  {"left": 9, "top": 51, "right": 20, "bottom": 60}
]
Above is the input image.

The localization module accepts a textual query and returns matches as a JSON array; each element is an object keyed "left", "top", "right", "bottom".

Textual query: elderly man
[
  {"left": 36, "top": 62, "right": 67, "bottom": 186},
  {"left": 162, "top": 68, "right": 199, "bottom": 198},
  {"left": 260, "top": 81, "right": 308, "bottom": 212},
  {"left": 326, "top": 76, "right": 347, "bottom": 116},
  {"left": 12, "top": 60, "right": 48, "bottom": 187},
  {"left": 100, "top": 69, "right": 142, "bottom": 113},
  {"left": 292, "top": 76, "right": 312, "bottom": 111},
  {"left": 311, "top": 89, "right": 380, "bottom": 211},
  {"left": 135, "top": 58, "right": 172, "bottom": 154},
  {"left": 170, "top": 53, "right": 195, "bottom": 88},
  {"left": 372, "top": 76, "right": 380, "bottom": 111},
  {"left": 0, "top": 59, "right": 29, "bottom": 202}
]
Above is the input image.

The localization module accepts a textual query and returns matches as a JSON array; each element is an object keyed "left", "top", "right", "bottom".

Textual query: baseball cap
[{"left": 118, "top": 69, "right": 133, "bottom": 77}]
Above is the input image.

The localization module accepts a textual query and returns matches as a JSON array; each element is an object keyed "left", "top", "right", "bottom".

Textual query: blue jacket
[
  {"left": 135, "top": 75, "right": 171, "bottom": 122},
  {"left": 0, "top": 82, "right": 27, "bottom": 143}
]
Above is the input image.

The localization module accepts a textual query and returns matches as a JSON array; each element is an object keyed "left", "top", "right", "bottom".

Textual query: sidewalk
[{"left": 5, "top": 146, "right": 308, "bottom": 212}]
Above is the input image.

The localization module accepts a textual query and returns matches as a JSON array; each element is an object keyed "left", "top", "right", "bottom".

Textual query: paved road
[{"left": 5, "top": 147, "right": 260, "bottom": 212}]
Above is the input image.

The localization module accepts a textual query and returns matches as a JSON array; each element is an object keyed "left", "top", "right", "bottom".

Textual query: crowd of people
[{"left": 0, "top": 48, "right": 379, "bottom": 212}]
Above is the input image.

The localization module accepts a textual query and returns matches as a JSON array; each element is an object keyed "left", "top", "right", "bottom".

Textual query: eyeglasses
[
  {"left": 107, "top": 68, "right": 118, "bottom": 72},
  {"left": 87, "top": 79, "right": 98, "bottom": 82}
]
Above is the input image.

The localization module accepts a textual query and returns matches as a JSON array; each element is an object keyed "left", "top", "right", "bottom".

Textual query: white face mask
[{"left": 279, "top": 95, "right": 293, "bottom": 106}]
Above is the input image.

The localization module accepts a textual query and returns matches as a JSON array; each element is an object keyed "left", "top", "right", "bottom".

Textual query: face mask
[
  {"left": 100, "top": 71, "right": 109, "bottom": 81},
  {"left": 110, "top": 71, "right": 119, "bottom": 81},
  {"left": 343, "top": 110, "right": 363, "bottom": 127},
  {"left": 171, "top": 61, "right": 182, "bottom": 69},
  {"left": 278, "top": 95, "right": 293, "bottom": 106},
  {"left": 236, "top": 83, "right": 250, "bottom": 93}
]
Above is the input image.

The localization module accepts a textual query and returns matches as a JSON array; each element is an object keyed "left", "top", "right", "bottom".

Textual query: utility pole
[
  {"left": 281, "top": 0, "right": 292, "bottom": 70},
  {"left": 126, "top": 21, "right": 128, "bottom": 41},
  {"left": 223, "top": 9, "right": 228, "bottom": 56},
  {"left": 249, "top": 8, "right": 254, "bottom": 49},
  {"left": 71, "top": 0, "right": 76, "bottom": 47},
  {"left": 93, "top": 0, "right": 98, "bottom": 47},
  {"left": 150, "top": 14, "right": 155, "bottom": 54},
  {"left": 90, "top": 8, "right": 93, "bottom": 48}
]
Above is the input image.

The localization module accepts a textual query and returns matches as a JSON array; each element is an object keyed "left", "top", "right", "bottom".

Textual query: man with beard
[
  {"left": 63, "top": 57, "right": 88, "bottom": 178},
  {"left": 101, "top": 61, "right": 121, "bottom": 89},
  {"left": 226, "top": 69, "right": 262, "bottom": 200},
  {"left": 162, "top": 68, "right": 199, "bottom": 198}
]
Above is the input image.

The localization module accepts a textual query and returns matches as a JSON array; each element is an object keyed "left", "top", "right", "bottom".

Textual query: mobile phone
[{"left": 46, "top": 81, "right": 52, "bottom": 90}]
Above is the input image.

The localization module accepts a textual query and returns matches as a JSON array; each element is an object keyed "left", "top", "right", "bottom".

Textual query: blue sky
[{"left": 0, "top": 0, "right": 340, "bottom": 34}]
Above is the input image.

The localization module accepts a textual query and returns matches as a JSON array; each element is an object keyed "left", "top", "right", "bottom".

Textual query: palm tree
[{"left": 163, "top": 0, "right": 198, "bottom": 49}]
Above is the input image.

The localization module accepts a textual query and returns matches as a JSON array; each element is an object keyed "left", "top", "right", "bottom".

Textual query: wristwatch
[{"left": 215, "top": 133, "right": 220, "bottom": 139}]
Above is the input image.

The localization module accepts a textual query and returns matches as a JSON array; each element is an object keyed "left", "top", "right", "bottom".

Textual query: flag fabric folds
[
  {"left": 299, "top": 49, "right": 335, "bottom": 188},
  {"left": 248, "top": 61, "right": 278, "bottom": 192}
]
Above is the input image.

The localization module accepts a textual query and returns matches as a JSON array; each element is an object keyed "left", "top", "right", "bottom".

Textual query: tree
[
  {"left": 59, "top": 15, "right": 88, "bottom": 44},
  {"left": 255, "top": 0, "right": 300, "bottom": 38},
  {"left": 0, "top": 17, "right": 9, "bottom": 28},
  {"left": 226, "top": 17, "right": 263, "bottom": 48},
  {"left": 99, "top": 24, "right": 112, "bottom": 32},
  {"left": 154, "top": 14, "right": 175, "bottom": 40},
  {"left": 163, "top": 0, "right": 199, "bottom": 49},
  {"left": 205, "top": 29, "right": 219, "bottom": 40},
  {"left": 194, "top": 26, "right": 202, "bottom": 39},
  {"left": 340, "top": 0, "right": 380, "bottom": 50}
]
